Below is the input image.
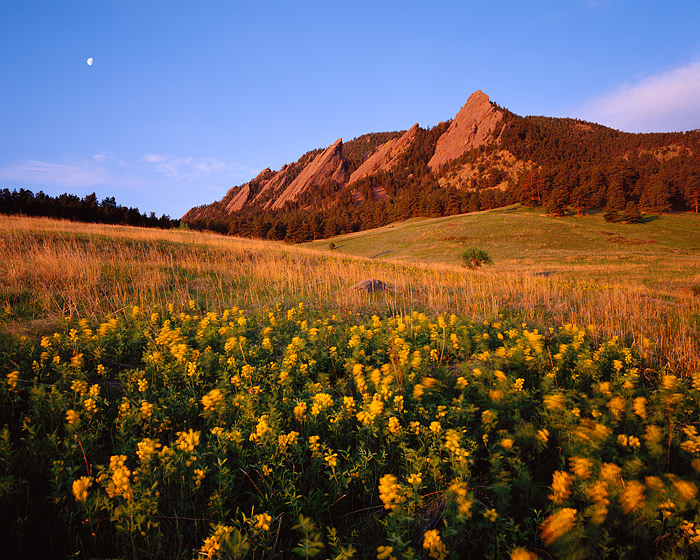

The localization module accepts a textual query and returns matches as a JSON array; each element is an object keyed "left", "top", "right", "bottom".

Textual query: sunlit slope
[{"left": 306, "top": 205, "right": 700, "bottom": 295}]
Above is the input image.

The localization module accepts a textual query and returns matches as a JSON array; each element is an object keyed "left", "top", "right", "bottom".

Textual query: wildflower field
[{"left": 2, "top": 215, "right": 700, "bottom": 559}]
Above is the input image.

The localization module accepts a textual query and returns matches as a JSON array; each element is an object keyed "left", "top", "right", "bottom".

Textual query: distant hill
[{"left": 183, "top": 91, "right": 700, "bottom": 241}]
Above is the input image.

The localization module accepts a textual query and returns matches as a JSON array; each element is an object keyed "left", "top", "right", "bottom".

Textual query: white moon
[{"left": 87, "top": 57, "right": 93, "bottom": 66}]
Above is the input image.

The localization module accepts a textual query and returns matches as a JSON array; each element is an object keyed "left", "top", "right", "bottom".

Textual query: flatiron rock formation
[
  {"left": 428, "top": 90, "right": 503, "bottom": 171},
  {"left": 269, "top": 138, "right": 347, "bottom": 210},
  {"left": 348, "top": 124, "right": 419, "bottom": 184}
]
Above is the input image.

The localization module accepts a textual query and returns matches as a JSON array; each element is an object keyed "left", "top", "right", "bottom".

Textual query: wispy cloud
[
  {"left": 0, "top": 153, "right": 257, "bottom": 190},
  {"left": 579, "top": 61, "right": 700, "bottom": 132},
  {"left": 0, "top": 158, "right": 111, "bottom": 187},
  {"left": 141, "top": 153, "right": 258, "bottom": 182},
  {"left": 141, "top": 154, "right": 227, "bottom": 180}
]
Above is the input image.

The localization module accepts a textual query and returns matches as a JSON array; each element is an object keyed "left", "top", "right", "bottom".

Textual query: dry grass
[{"left": 1, "top": 214, "right": 699, "bottom": 373}]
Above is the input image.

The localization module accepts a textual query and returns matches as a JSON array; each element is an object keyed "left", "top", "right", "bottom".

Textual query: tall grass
[{"left": 1, "top": 215, "right": 698, "bottom": 373}]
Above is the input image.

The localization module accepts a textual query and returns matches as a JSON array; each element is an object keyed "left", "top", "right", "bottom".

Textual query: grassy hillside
[
  {"left": 2, "top": 214, "right": 700, "bottom": 559},
  {"left": 306, "top": 205, "right": 700, "bottom": 297}
]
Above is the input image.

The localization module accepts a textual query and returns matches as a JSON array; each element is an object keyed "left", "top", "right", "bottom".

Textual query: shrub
[{"left": 460, "top": 246, "right": 493, "bottom": 269}]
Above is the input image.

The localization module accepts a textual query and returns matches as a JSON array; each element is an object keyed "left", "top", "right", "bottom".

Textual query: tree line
[
  {"left": 186, "top": 113, "right": 700, "bottom": 242},
  {"left": 0, "top": 188, "right": 179, "bottom": 229}
]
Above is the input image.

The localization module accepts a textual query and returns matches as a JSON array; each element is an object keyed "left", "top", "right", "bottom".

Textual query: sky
[{"left": 1, "top": 1, "right": 700, "bottom": 219}]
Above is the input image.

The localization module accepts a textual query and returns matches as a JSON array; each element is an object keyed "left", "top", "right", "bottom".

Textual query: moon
[{"left": 87, "top": 57, "right": 93, "bottom": 66}]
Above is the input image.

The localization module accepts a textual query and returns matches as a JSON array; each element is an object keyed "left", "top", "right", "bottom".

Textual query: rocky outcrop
[
  {"left": 269, "top": 138, "right": 347, "bottom": 210},
  {"left": 348, "top": 124, "right": 419, "bottom": 184},
  {"left": 251, "top": 163, "right": 297, "bottom": 207},
  {"left": 224, "top": 184, "right": 251, "bottom": 213},
  {"left": 428, "top": 90, "right": 503, "bottom": 171}
]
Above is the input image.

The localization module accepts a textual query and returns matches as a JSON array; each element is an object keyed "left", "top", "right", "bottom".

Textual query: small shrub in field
[{"left": 460, "top": 246, "right": 493, "bottom": 269}]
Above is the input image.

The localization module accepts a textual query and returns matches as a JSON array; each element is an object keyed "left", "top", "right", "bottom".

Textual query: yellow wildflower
[
  {"left": 255, "top": 512, "right": 272, "bottom": 531},
  {"left": 549, "top": 471, "right": 573, "bottom": 504},
  {"left": 500, "top": 438, "right": 514, "bottom": 451},
  {"left": 136, "top": 438, "right": 161, "bottom": 463},
  {"left": 176, "top": 429, "right": 200, "bottom": 452},
  {"left": 541, "top": 508, "right": 578, "bottom": 545},
  {"left": 672, "top": 478, "right": 698, "bottom": 501},
  {"left": 569, "top": 457, "right": 592, "bottom": 480},
  {"left": 83, "top": 397, "right": 97, "bottom": 415},
  {"left": 620, "top": 480, "right": 645, "bottom": 513},
  {"left": 600, "top": 463, "right": 622, "bottom": 484},
  {"left": 72, "top": 476, "right": 93, "bottom": 502},
  {"left": 7, "top": 371, "right": 19, "bottom": 391},
  {"left": 544, "top": 393, "right": 566, "bottom": 410},
  {"left": 483, "top": 508, "right": 498, "bottom": 522},
  {"left": 66, "top": 409, "right": 80, "bottom": 426},
  {"left": 308, "top": 435, "right": 321, "bottom": 457},
  {"left": 294, "top": 401, "right": 307, "bottom": 420},
  {"left": 511, "top": 548, "right": 538, "bottom": 560},
  {"left": 324, "top": 451, "right": 338, "bottom": 468},
  {"left": 630, "top": 396, "right": 647, "bottom": 418},
  {"left": 489, "top": 389, "right": 504, "bottom": 402},
  {"left": 378, "top": 474, "right": 405, "bottom": 511},
  {"left": 388, "top": 416, "right": 401, "bottom": 435},
  {"left": 407, "top": 472, "right": 423, "bottom": 485},
  {"left": 193, "top": 468, "right": 206, "bottom": 485},
  {"left": 607, "top": 396, "right": 625, "bottom": 420},
  {"left": 376, "top": 545, "right": 395, "bottom": 560},
  {"left": 423, "top": 529, "right": 447, "bottom": 560},
  {"left": 249, "top": 416, "right": 270, "bottom": 443},
  {"left": 106, "top": 455, "right": 132, "bottom": 500},
  {"left": 140, "top": 400, "right": 154, "bottom": 420}
]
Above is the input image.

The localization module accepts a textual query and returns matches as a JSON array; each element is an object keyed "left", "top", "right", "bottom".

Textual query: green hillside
[{"left": 306, "top": 205, "right": 700, "bottom": 296}]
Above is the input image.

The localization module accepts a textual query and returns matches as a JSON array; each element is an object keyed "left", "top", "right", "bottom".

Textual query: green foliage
[
  {"left": 0, "top": 188, "right": 178, "bottom": 228},
  {"left": 460, "top": 246, "right": 493, "bottom": 269},
  {"left": 2, "top": 304, "right": 700, "bottom": 558}
]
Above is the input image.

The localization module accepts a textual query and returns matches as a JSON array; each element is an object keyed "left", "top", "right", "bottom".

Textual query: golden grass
[{"left": 1, "top": 214, "right": 698, "bottom": 373}]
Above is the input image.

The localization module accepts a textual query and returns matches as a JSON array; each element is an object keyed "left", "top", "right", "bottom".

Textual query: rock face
[
  {"left": 224, "top": 184, "right": 251, "bottom": 213},
  {"left": 348, "top": 124, "right": 419, "bottom": 184},
  {"left": 182, "top": 90, "right": 511, "bottom": 222},
  {"left": 251, "top": 163, "right": 297, "bottom": 207},
  {"left": 428, "top": 90, "right": 503, "bottom": 171},
  {"left": 269, "top": 138, "right": 347, "bottom": 210}
]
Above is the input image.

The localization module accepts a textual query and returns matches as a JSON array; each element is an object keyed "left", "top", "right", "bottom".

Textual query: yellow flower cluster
[
  {"left": 376, "top": 545, "right": 396, "bottom": 560},
  {"left": 311, "top": 392, "right": 334, "bottom": 416},
  {"left": 72, "top": 475, "right": 92, "bottom": 502},
  {"left": 200, "top": 524, "right": 234, "bottom": 558},
  {"left": 422, "top": 529, "right": 447, "bottom": 560},
  {"left": 140, "top": 400, "right": 153, "bottom": 420},
  {"left": 6, "top": 371, "right": 19, "bottom": 391},
  {"left": 202, "top": 388, "right": 224, "bottom": 414},
  {"left": 378, "top": 474, "right": 405, "bottom": 511},
  {"left": 175, "top": 429, "right": 200, "bottom": 452},
  {"left": 255, "top": 512, "right": 272, "bottom": 531},
  {"left": 549, "top": 471, "right": 573, "bottom": 504},
  {"left": 249, "top": 416, "right": 270, "bottom": 443},
  {"left": 541, "top": 508, "right": 578, "bottom": 545},
  {"left": 277, "top": 431, "right": 299, "bottom": 453},
  {"left": 106, "top": 455, "right": 133, "bottom": 501},
  {"left": 136, "top": 438, "right": 161, "bottom": 463}
]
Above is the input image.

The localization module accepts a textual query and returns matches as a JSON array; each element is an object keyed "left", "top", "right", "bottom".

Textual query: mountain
[{"left": 183, "top": 90, "right": 700, "bottom": 240}]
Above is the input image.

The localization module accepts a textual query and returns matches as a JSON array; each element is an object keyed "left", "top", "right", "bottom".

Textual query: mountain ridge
[{"left": 183, "top": 91, "right": 700, "bottom": 241}]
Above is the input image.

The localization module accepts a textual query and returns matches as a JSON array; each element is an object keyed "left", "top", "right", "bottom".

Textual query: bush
[{"left": 460, "top": 246, "right": 493, "bottom": 269}]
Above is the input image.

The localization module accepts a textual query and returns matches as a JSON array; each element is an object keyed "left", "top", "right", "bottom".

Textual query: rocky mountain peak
[{"left": 428, "top": 90, "right": 503, "bottom": 170}]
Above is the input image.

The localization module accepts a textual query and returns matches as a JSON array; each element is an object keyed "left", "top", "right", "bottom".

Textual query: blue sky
[{"left": 1, "top": 1, "right": 699, "bottom": 219}]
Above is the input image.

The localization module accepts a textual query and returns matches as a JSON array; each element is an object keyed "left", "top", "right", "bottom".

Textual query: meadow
[{"left": 1, "top": 211, "right": 700, "bottom": 559}]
